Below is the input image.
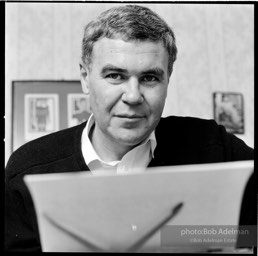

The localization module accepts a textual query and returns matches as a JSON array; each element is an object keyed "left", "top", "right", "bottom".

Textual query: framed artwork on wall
[
  {"left": 67, "top": 93, "right": 91, "bottom": 128},
  {"left": 213, "top": 92, "right": 244, "bottom": 134},
  {"left": 12, "top": 81, "right": 91, "bottom": 152},
  {"left": 24, "top": 93, "right": 59, "bottom": 142}
]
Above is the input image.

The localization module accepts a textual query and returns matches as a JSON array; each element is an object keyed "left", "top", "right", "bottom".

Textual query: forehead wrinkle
[
  {"left": 104, "top": 48, "right": 164, "bottom": 56},
  {"left": 93, "top": 38, "right": 166, "bottom": 55}
]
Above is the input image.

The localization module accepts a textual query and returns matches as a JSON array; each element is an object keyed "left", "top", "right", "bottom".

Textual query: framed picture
[
  {"left": 24, "top": 94, "right": 59, "bottom": 141},
  {"left": 67, "top": 94, "right": 91, "bottom": 127},
  {"left": 213, "top": 92, "right": 244, "bottom": 134},
  {"left": 12, "top": 81, "right": 90, "bottom": 152}
]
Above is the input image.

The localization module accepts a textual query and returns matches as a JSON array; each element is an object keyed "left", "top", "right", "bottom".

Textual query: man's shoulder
[
  {"left": 5, "top": 122, "right": 86, "bottom": 180},
  {"left": 156, "top": 116, "right": 222, "bottom": 145},
  {"left": 158, "top": 116, "right": 218, "bottom": 130}
]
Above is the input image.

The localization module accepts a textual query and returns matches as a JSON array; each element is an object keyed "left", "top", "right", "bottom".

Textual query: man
[{"left": 5, "top": 5, "right": 254, "bottom": 252}]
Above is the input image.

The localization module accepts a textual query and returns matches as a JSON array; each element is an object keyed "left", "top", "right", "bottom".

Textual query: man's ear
[{"left": 79, "top": 62, "right": 90, "bottom": 95}]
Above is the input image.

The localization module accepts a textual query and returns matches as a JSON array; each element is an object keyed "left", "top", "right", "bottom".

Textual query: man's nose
[{"left": 122, "top": 78, "right": 143, "bottom": 105}]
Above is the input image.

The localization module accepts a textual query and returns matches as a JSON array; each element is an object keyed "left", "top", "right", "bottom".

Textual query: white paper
[{"left": 24, "top": 160, "right": 254, "bottom": 252}]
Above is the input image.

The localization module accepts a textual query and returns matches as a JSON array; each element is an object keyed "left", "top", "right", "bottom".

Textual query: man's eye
[
  {"left": 142, "top": 75, "right": 158, "bottom": 82},
  {"left": 106, "top": 74, "right": 123, "bottom": 80}
]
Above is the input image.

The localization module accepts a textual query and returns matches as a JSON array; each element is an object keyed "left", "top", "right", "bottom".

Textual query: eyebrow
[
  {"left": 141, "top": 68, "right": 165, "bottom": 77},
  {"left": 101, "top": 65, "right": 127, "bottom": 76},
  {"left": 101, "top": 64, "right": 165, "bottom": 77}
]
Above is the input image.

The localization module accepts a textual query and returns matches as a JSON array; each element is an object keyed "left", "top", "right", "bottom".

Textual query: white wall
[{"left": 5, "top": 3, "right": 254, "bottom": 164}]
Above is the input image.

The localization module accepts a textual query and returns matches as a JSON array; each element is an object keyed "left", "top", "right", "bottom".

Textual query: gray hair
[{"left": 81, "top": 5, "right": 177, "bottom": 76}]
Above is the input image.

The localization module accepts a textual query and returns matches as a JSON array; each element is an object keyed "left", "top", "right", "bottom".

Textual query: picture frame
[
  {"left": 12, "top": 81, "right": 91, "bottom": 152},
  {"left": 213, "top": 92, "right": 244, "bottom": 134},
  {"left": 24, "top": 93, "right": 59, "bottom": 142},
  {"left": 67, "top": 93, "right": 91, "bottom": 128}
]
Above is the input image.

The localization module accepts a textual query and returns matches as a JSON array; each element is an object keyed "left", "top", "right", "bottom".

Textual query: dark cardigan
[{"left": 5, "top": 116, "right": 254, "bottom": 252}]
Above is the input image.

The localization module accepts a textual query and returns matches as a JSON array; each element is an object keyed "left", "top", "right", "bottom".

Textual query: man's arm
[
  {"left": 5, "top": 176, "right": 42, "bottom": 252},
  {"left": 218, "top": 123, "right": 254, "bottom": 161}
]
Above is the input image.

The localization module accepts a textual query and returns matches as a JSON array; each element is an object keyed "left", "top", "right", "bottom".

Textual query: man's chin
[{"left": 115, "top": 133, "right": 148, "bottom": 147}]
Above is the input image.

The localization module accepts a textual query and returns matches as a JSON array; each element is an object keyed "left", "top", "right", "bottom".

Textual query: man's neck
[{"left": 90, "top": 125, "right": 134, "bottom": 162}]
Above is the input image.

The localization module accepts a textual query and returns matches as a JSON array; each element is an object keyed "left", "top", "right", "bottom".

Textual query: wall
[{"left": 5, "top": 3, "right": 254, "bottom": 164}]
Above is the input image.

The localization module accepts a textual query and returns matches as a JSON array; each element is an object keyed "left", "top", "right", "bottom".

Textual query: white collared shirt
[{"left": 81, "top": 114, "right": 157, "bottom": 175}]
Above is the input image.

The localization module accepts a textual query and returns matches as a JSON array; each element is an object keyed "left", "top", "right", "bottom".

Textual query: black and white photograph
[
  {"left": 24, "top": 94, "right": 59, "bottom": 141},
  {"left": 10, "top": 80, "right": 83, "bottom": 151},
  {"left": 5, "top": 2, "right": 255, "bottom": 254},
  {"left": 213, "top": 92, "right": 244, "bottom": 134},
  {"left": 67, "top": 94, "right": 91, "bottom": 127}
]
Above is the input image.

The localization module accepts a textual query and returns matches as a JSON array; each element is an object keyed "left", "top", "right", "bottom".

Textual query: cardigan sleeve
[
  {"left": 217, "top": 123, "right": 254, "bottom": 161},
  {"left": 4, "top": 123, "right": 87, "bottom": 252},
  {"left": 5, "top": 166, "right": 42, "bottom": 252},
  {"left": 214, "top": 123, "right": 255, "bottom": 227},
  {"left": 218, "top": 124, "right": 255, "bottom": 227}
]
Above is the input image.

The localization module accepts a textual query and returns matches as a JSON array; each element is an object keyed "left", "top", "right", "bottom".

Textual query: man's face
[{"left": 81, "top": 38, "right": 169, "bottom": 148}]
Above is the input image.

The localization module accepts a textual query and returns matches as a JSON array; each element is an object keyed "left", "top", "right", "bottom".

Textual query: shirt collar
[{"left": 82, "top": 114, "right": 157, "bottom": 166}]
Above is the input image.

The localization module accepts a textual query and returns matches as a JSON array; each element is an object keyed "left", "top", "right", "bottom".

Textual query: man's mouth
[
  {"left": 114, "top": 114, "right": 146, "bottom": 124},
  {"left": 115, "top": 114, "right": 145, "bottom": 119}
]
